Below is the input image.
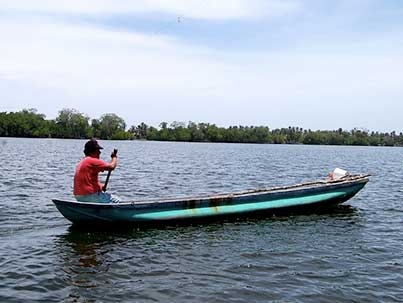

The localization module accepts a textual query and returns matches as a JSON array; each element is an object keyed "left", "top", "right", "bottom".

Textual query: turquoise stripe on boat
[{"left": 134, "top": 191, "right": 344, "bottom": 221}]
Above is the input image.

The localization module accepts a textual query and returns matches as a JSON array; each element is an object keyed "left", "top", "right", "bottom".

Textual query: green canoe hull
[{"left": 52, "top": 175, "right": 369, "bottom": 225}]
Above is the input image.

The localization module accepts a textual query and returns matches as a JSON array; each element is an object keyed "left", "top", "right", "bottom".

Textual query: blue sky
[{"left": 1, "top": 0, "right": 402, "bottom": 131}]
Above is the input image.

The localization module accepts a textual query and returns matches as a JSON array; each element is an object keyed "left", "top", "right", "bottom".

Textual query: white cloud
[
  {"left": 0, "top": 16, "right": 232, "bottom": 121},
  {"left": 0, "top": 0, "right": 300, "bottom": 20},
  {"left": 1, "top": 1, "right": 403, "bottom": 131}
]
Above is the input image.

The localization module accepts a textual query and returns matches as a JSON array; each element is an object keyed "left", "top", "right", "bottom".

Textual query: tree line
[
  {"left": 0, "top": 108, "right": 130, "bottom": 140},
  {"left": 1, "top": 108, "right": 403, "bottom": 146}
]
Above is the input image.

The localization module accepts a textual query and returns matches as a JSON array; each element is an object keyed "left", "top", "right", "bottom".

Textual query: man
[{"left": 73, "top": 138, "right": 119, "bottom": 203}]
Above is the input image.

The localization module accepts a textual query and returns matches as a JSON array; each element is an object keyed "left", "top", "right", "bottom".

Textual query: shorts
[{"left": 75, "top": 192, "right": 120, "bottom": 203}]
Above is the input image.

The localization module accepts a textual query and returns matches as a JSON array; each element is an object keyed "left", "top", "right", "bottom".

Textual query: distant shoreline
[{"left": 1, "top": 108, "right": 402, "bottom": 146}]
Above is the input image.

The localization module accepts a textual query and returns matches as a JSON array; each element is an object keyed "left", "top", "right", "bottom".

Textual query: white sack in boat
[{"left": 331, "top": 168, "right": 348, "bottom": 180}]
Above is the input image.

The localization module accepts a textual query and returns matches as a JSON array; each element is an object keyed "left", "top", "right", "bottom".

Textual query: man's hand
[{"left": 111, "top": 149, "right": 118, "bottom": 158}]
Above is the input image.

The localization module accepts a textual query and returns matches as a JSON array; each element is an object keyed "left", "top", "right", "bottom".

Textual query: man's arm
[{"left": 104, "top": 150, "right": 117, "bottom": 171}]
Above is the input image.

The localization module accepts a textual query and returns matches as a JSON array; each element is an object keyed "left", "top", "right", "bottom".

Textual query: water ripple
[{"left": 1, "top": 139, "right": 403, "bottom": 302}]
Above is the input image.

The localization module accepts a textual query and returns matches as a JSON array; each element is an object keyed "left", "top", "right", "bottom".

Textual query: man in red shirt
[{"left": 73, "top": 139, "right": 119, "bottom": 203}]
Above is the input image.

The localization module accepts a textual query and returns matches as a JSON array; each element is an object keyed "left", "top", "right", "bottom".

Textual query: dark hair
[{"left": 84, "top": 139, "right": 103, "bottom": 156}]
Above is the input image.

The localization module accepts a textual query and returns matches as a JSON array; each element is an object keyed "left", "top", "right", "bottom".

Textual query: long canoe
[{"left": 52, "top": 173, "right": 369, "bottom": 225}]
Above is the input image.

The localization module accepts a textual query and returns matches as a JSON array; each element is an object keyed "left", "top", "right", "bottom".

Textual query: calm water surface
[{"left": 0, "top": 138, "right": 402, "bottom": 302}]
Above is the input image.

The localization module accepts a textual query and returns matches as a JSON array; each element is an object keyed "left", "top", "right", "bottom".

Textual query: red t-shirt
[{"left": 73, "top": 157, "right": 109, "bottom": 195}]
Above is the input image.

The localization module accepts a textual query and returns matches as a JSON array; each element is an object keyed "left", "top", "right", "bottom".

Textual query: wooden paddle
[{"left": 102, "top": 148, "right": 118, "bottom": 192}]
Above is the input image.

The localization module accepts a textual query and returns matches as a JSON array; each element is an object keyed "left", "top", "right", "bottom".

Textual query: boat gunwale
[{"left": 52, "top": 174, "right": 369, "bottom": 209}]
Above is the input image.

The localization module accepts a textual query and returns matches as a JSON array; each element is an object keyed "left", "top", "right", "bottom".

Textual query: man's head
[{"left": 84, "top": 139, "right": 103, "bottom": 157}]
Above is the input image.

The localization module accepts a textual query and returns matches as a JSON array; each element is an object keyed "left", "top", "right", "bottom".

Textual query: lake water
[{"left": 1, "top": 138, "right": 402, "bottom": 302}]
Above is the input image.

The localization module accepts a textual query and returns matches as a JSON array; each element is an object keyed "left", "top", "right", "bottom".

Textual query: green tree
[
  {"left": 187, "top": 121, "right": 205, "bottom": 141},
  {"left": 93, "top": 113, "right": 126, "bottom": 140},
  {"left": 170, "top": 121, "right": 191, "bottom": 141},
  {"left": 206, "top": 124, "right": 224, "bottom": 142},
  {"left": 137, "top": 122, "right": 149, "bottom": 139},
  {"left": 0, "top": 109, "right": 50, "bottom": 137},
  {"left": 251, "top": 126, "right": 271, "bottom": 143},
  {"left": 54, "top": 108, "right": 90, "bottom": 138},
  {"left": 158, "top": 121, "right": 170, "bottom": 140}
]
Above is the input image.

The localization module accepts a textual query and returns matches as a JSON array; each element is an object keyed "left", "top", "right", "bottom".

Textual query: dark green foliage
[
  {"left": 1, "top": 108, "right": 402, "bottom": 146},
  {"left": 0, "top": 109, "right": 51, "bottom": 138},
  {"left": 54, "top": 108, "right": 91, "bottom": 138},
  {"left": 136, "top": 122, "right": 403, "bottom": 146},
  {"left": 91, "top": 113, "right": 127, "bottom": 140}
]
